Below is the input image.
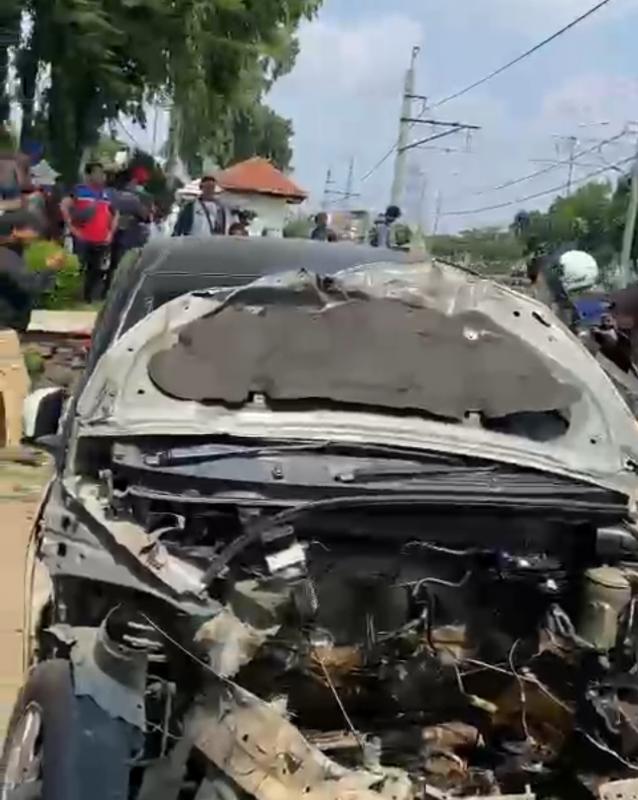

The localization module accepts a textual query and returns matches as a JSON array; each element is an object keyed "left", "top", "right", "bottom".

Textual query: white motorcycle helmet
[{"left": 557, "top": 250, "right": 599, "bottom": 294}]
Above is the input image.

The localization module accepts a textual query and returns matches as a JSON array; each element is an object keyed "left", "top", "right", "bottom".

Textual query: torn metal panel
[
  {"left": 193, "top": 768, "right": 249, "bottom": 800},
  {"left": 75, "top": 480, "right": 206, "bottom": 599},
  {"left": 189, "top": 681, "right": 413, "bottom": 800},
  {"left": 39, "top": 481, "right": 221, "bottom": 617},
  {"left": 599, "top": 779, "right": 638, "bottom": 800},
  {"left": 425, "top": 790, "right": 535, "bottom": 800},
  {"left": 75, "top": 261, "right": 638, "bottom": 496},
  {"left": 50, "top": 624, "right": 147, "bottom": 729},
  {"left": 137, "top": 735, "right": 194, "bottom": 800}
]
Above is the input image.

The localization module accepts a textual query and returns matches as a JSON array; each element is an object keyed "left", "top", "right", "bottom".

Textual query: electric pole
[
  {"left": 344, "top": 157, "right": 355, "bottom": 209},
  {"left": 567, "top": 136, "right": 577, "bottom": 195},
  {"left": 432, "top": 191, "right": 443, "bottom": 236},
  {"left": 321, "top": 159, "right": 360, "bottom": 208},
  {"left": 621, "top": 137, "right": 638, "bottom": 287},
  {"left": 550, "top": 135, "right": 578, "bottom": 195},
  {"left": 321, "top": 167, "right": 335, "bottom": 210},
  {"left": 390, "top": 46, "right": 420, "bottom": 207},
  {"left": 390, "top": 47, "right": 480, "bottom": 210}
]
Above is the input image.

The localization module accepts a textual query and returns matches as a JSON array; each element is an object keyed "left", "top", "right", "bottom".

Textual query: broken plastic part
[{"left": 189, "top": 680, "right": 413, "bottom": 800}]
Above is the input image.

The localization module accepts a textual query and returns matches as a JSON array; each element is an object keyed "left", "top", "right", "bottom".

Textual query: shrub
[{"left": 23, "top": 240, "right": 83, "bottom": 309}]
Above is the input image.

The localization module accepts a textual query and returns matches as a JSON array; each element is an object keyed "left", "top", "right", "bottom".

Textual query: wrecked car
[{"left": 5, "top": 241, "right": 638, "bottom": 800}]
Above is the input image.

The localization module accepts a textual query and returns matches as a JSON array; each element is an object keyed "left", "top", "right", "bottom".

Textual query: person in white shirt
[{"left": 172, "top": 175, "right": 227, "bottom": 236}]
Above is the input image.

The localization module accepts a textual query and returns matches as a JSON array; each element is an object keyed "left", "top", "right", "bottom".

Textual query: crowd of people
[
  {"left": 310, "top": 205, "right": 406, "bottom": 248},
  {"left": 0, "top": 158, "right": 262, "bottom": 311}
]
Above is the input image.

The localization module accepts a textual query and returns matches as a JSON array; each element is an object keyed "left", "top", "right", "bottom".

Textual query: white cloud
[
  {"left": 466, "top": 0, "right": 633, "bottom": 35},
  {"left": 278, "top": 15, "right": 423, "bottom": 97},
  {"left": 540, "top": 73, "right": 638, "bottom": 131}
]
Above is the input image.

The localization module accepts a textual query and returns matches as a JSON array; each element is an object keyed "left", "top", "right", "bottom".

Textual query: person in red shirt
[{"left": 61, "top": 162, "right": 119, "bottom": 302}]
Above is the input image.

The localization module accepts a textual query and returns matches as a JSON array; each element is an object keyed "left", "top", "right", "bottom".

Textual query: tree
[
  {"left": 9, "top": 0, "right": 321, "bottom": 180},
  {"left": 284, "top": 215, "right": 312, "bottom": 239},
  {"left": 430, "top": 226, "right": 524, "bottom": 271},
  {"left": 511, "top": 176, "right": 636, "bottom": 281},
  {"left": 228, "top": 104, "right": 293, "bottom": 171},
  {"left": 164, "top": 0, "right": 321, "bottom": 172},
  {"left": 0, "top": 0, "right": 21, "bottom": 124},
  {"left": 16, "top": 0, "right": 166, "bottom": 180}
]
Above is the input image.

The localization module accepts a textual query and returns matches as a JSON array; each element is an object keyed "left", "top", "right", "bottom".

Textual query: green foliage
[
  {"left": 165, "top": 0, "right": 321, "bottom": 172},
  {"left": 10, "top": 0, "right": 322, "bottom": 180},
  {"left": 513, "top": 178, "right": 634, "bottom": 274},
  {"left": 24, "top": 240, "right": 83, "bottom": 309},
  {"left": 23, "top": 349, "right": 45, "bottom": 379},
  {"left": 430, "top": 226, "right": 524, "bottom": 271},
  {"left": 89, "top": 135, "right": 128, "bottom": 167},
  {"left": 283, "top": 215, "right": 313, "bottom": 238},
  {"left": 227, "top": 104, "right": 293, "bottom": 171}
]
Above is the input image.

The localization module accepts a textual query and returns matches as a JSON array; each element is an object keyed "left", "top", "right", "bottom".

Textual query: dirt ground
[{"left": 0, "top": 454, "right": 50, "bottom": 737}]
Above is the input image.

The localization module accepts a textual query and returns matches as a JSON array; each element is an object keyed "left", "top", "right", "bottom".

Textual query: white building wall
[{"left": 219, "top": 191, "right": 294, "bottom": 237}]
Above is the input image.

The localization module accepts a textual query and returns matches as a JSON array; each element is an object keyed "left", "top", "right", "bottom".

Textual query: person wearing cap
[{"left": 172, "top": 175, "right": 227, "bottom": 237}]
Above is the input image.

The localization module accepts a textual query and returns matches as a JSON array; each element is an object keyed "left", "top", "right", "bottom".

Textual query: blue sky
[{"left": 267, "top": 0, "right": 638, "bottom": 232}]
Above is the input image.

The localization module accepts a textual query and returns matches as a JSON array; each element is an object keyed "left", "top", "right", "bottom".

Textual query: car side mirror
[{"left": 22, "top": 387, "right": 66, "bottom": 444}]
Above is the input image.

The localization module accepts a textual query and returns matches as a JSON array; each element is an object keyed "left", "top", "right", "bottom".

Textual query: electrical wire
[
  {"left": 429, "top": 0, "right": 615, "bottom": 111},
  {"left": 509, "top": 639, "right": 530, "bottom": 741},
  {"left": 359, "top": 0, "right": 615, "bottom": 185},
  {"left": 441, "top": 154, "right": 634, "bottom": 218},
  {"left": 466, "top": 130, "right": 628, "bottom": 198},
  {"left": 313, "top": 646, "right": 366, "bottom": 756}
]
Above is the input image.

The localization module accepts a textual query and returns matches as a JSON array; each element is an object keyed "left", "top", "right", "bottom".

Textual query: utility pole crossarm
[
  {"left": 400, "top": 125, "right": 480, "bottom": 154},
  {"left": 400, "top": 118, "right": 481, "bottom": 129}
]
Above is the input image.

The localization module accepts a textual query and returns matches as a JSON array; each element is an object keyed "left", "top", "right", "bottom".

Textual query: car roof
[{"left": 135, "top": 235, "right": 414, "bottom": 277}]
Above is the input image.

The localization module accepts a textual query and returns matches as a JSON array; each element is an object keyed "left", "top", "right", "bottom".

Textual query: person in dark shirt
[
  {"left": 108, "top": 168, "right": 152, "bottom": 286},
  {"left": 173, "top": 175, "right": 227, "bottom": 236},
  {"left": 0, "top": 211, "right": 62, "bottom": 332},
  {"left": 369, "top": 205, "right": 402, "bottom": 248},
  {"left": 310, "top": 212, "right": 337, "bottom": 242}
]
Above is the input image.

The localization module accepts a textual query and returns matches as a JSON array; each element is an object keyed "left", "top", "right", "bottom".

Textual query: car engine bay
[{"left": 33, "top": 440, "right": 638, "bottom": 800}]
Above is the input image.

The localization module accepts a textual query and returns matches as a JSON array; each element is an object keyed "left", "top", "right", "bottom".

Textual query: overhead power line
[
  {"left": 441, "top": 154, "right": 633, "bottom": 218},
  {"left": 360, "top": 0, "right": 615, "bottom": 185},
  {"left": 465, "top": 130, "right": 628, "bottom": 198},
  {"left": 429, "top": 0, "right": 614, "bottom": 111}
]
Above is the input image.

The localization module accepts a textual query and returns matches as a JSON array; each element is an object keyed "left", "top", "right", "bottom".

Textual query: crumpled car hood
[{"left": 76, "top": 260, "right": 638, "bottom": 498}]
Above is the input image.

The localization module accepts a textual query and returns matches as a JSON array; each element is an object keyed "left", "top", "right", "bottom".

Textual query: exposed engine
[
  {"left": 43, "top": 472, "right": 638, "bottom": 800},
  {"left": 206, "top": 518, "right": 638, "bottom": 799}
]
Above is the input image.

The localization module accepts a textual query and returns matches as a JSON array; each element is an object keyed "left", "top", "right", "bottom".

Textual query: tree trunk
[
  {"left": 17, "top": 24, "right": 41, "bottom": 148},
  {"left": 47, "top": 67, "right": 81, "bottom": 183},
  {"left": 0, "top": 9, "right": 20, "bottom": 125}
]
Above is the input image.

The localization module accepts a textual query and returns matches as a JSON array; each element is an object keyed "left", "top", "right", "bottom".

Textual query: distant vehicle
[{"left": 328, "top": 209, "right": 371, "bottom": 242}]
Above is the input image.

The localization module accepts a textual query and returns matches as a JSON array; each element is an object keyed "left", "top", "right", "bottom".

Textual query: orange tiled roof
[{"left": 216, "top": 157, "right": 307, "bottom": 201}]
